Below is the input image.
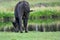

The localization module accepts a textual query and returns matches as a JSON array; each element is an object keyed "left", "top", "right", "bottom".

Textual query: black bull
[{"left": 12, "top": 1, "right": 31, "bottom": 33}]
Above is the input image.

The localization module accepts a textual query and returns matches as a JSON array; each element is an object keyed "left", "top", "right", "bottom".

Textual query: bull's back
[{"left": 14, "top": 1, "right": 30, "bottom": 17}]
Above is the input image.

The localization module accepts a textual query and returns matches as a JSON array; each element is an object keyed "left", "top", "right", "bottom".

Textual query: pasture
[
  {"left": 0, "top": 0, "right": 60, "bottom": 40},
  {"left": 0, "top": 32, "right": 60, "bottom": 40}
]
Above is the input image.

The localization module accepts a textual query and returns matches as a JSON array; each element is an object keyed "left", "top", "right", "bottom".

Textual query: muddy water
[
  {"left": 0, "top": 23, "right": 60, "bottom": 32},
  {"left": 0, "top": 15, "right": 60, "bottom": 32}
]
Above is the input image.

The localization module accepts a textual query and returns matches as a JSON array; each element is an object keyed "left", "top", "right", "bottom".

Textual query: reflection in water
[{"left": 0, "top": 16, "right": 60, "bottom": 32}]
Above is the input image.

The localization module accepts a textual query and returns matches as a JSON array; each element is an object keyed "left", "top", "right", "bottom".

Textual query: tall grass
[{"left": 0, "top": 7, "right": 60, "bottom": 24}]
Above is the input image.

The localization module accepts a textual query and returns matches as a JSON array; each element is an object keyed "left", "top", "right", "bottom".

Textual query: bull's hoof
[
  {"left": 15, "top": 31, "right": 19, "bottom": 32},
  {"left": 20, "top": 31, "right": 23, "bottom": 33},
  {"left": 25, "top": 31, "right": 28, "bottom": 33}
]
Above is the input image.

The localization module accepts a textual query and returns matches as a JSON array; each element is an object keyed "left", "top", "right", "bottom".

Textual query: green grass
[
  {"left": 0, "top": 7, "right": 60, "bottom": 17},
  {"left": 0, "top": 32, "right": 60, "bottom": 40},
  {"left": 0, "top": 22, "right": 13, "bottom": 29},
  {"left": 0, "top": 8, "right": 60, "bottom": 25},
  {"left": 29, "top": 8, "right": 60, "bottom": 24},
  {"left": 0, "top": 11, "right": 14, "bottom": 17},
  {"left": 30, "top": 10, "right": 58, "bottom": 17},
  {"left": 28, "top": 19, "right": 56, "bottom": 24}
]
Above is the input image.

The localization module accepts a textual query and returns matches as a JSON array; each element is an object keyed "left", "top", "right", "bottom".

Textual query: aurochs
[{"left": 12, "top": 1, "right": 30, "bottom": 33}]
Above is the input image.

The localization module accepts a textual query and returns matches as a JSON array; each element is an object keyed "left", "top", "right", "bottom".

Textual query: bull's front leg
[
  {"left": 23, "top": 16, "right": 29, "bottom": 33},
  {"left": 12, "top": 21, "right": 19, "bottom": 32}
]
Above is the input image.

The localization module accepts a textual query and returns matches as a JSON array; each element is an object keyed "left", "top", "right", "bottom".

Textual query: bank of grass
[
  {"left": 0, "top": 11, "right": 14, "bottom": 17},
  {"left": 0, "top": 7, "right": 60, "bottom": 23},
  {"left": 0, "top": 32, "right": 60, "bottom": 40},
  {"left": 0, "top": 22, "right": 12, "bottom": 29},
  {"left": 0, "top": 7, "right": 60, "bottom": 28},
  {"left": 0, "top": 7, "right": 60, "bottom": 18},
  {"left": 29, "top": 7, "right": 60, "bottom": 23}
]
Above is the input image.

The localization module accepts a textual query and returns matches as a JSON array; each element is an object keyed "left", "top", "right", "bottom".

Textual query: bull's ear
[{"left": 30, "top": 10, "right": 33, "bottom": 12}]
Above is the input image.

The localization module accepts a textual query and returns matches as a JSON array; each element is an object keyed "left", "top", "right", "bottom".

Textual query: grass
[
  {"left": 0, "top": 22, "right": 13, "bottom": 29},
  {"left": 0, "top": 0, "right": 60, "bottom": 27},
  {"left": 0, "top": 7, "right": 60, "bottom": 26},
  {"left": 0, "top": 7, "right": 60, "bottom": 17},
  {"left": 0, "top": 31, "right": 60, "bottom": 40},
  {"left": 0, "top": 11, "right": 14, "bottom": 17},
  {"left": 0, "top": 0, "right": 60, "bottom": 9},
  {"left": 28, "top": 19, "right": 56, "bottom": 24},
  {"left": 28, "top": 7, "right": 60, "bottom": 24}
]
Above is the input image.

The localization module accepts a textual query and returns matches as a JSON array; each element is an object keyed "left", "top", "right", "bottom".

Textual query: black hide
[{"left": 12, "top": 1, "right": 30, "bottom": 33}]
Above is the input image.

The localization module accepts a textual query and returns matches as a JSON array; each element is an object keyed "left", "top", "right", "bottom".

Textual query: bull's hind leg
[
  {"left": 23, "top": 18, "right": 28, "bottom": 33},
  {"left": 23, "top": 14, "right": 29, "bottom": 33}
]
